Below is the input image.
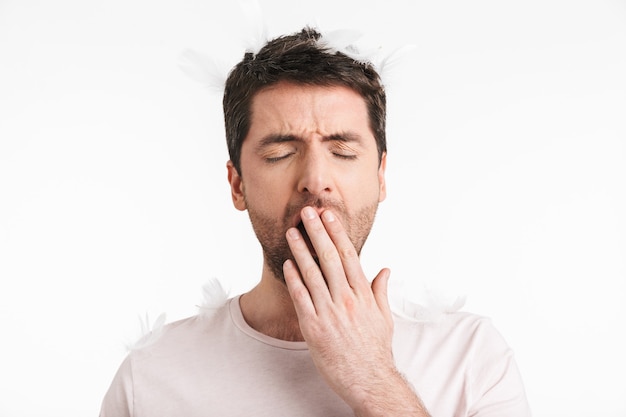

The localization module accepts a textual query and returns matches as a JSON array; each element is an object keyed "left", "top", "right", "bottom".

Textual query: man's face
[{"left": 227, "top": 81, "right": 387, "bottom": 281}]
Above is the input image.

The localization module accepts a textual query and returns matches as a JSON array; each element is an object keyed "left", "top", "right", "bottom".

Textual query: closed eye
[
  {"left": 333, "top": 152, "right": 357, "bottom": 160},
  {"left": 257, "top": 134, "right": 298, "bottom": 164},
  {"left": 330, "top": 141, "right": 358, "bottom": 160},
  {"left": 265, "top": 152, "right": 295, "bottom": 163}
]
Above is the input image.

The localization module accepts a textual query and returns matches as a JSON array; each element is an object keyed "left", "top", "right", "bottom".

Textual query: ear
[
  {"left": 378, "top": 152, "right": 387, "bottom": 203},
  {"left": 226, "top": 160, "right": 247, "bottom": 211}
]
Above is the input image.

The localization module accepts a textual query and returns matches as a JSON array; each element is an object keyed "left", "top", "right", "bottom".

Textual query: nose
[{"left": 296, "top": 149, "right": 332, "bottom": 196}]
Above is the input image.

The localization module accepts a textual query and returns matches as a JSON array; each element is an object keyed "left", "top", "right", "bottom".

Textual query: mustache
[{"left": 284, "top": 197, "right": 345, "bottom": 223}]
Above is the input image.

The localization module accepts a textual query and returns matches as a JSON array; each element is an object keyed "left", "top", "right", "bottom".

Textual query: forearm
[{"left": 351, "top": 368, "right": 431, "bottom": 417}]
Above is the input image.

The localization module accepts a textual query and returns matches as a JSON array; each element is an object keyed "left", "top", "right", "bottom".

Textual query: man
[{"left": 100, "top": 27, "right": 531, "bottom": 416}]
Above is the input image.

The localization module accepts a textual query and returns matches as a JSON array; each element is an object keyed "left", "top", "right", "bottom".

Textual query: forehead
[{"left": 245, "top": 82, "right": 373, "bottom": 143}]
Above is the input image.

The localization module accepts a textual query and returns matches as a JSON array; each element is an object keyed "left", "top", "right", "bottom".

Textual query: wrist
[{"left": 351, "top": 368, "right": 430, "bottom": 417}]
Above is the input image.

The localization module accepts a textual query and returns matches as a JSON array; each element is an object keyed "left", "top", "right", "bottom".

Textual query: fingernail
[
  {"left": 303, "top": 206, "right": 316, "bottom": 219},
  {"left": 286, "top": 228, "right": 300, "bottom": 240},
  {"left": 322, "top": 210, "right": 335, "bottom": 222}
]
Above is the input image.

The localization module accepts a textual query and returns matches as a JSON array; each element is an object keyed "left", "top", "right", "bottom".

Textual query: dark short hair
[{"left": 223, "top": 27, "right": 387, "bottom": 174}]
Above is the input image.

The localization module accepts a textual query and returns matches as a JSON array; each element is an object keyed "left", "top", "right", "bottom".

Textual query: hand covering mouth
[{"left": 296, "top": 220, "right": 317, "bottom": 258}]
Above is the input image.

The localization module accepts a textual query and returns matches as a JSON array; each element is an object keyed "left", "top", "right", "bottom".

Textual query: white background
[{"left": 1, "top": 0, "right": 625, "bottom": 416}]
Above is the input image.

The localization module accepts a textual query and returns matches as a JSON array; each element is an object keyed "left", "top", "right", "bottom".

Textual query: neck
[{"left": 239, "top": 264, "right": 304, "bottom": 342}]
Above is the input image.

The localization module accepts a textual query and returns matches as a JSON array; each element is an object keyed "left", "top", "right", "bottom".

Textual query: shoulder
[
  {"left": 100, "top": 297, "right": 235, "bottom": 416},
  {"left": 393, "top": 306, "right": 511, "bottom": 355},
  {"left": 391, "top": 299, "right": 517, "bottom": 379},
  {"left": 128, "top": 297, "right": 233, "bottom": 358},
  {"left": 391, "top": 306, "right": 530, "bottom": 416}
]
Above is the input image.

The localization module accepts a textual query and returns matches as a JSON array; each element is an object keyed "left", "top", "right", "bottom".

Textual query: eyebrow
[{"left": 256, "top": 132, "right": 363, "bottom": 150}]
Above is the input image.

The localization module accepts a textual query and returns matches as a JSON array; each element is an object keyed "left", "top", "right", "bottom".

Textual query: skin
[{"left": 227, "top": 81, "right": 430, "bottom": 416}]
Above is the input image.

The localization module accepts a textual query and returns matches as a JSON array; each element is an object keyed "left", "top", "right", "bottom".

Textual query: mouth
[{"left": 296, "top": 219, "right": 317, "bottom": 258}]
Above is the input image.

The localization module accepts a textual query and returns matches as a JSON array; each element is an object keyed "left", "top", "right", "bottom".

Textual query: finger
[
  {"left": 283, "top": 259, "right": 317, "bottom": 318},
  {"left": 300, "top": 207, "right": 352, "bottom": 299},
  {"left": 320, "top": 209, "right": 370, "bottom": 293},
  {"left": 286, "top": 225, "right": 332, "bottom": 309}
]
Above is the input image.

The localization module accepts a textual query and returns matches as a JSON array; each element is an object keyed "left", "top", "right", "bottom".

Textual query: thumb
[{"left": 371, "top": 268, "right": 391, "bottom": 312}]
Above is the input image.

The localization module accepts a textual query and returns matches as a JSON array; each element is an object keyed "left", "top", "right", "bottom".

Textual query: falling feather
[
  {"left": 376, "top": 43, "right": 417, "bottom": 88},
  {"left": 178, "top": 49, "right": 229, "bottom": 93},
  {"left": 128, "top": 312, "right": 167, "bottom": 351},
  {"left": 198, "top": 277, "right": 230, "bottom": 318},
  {"left": 389, "top": 279, "right": 466, "bottom": 323},
  {"left": 237, "top": 0, "right": 268, "bottom": 55},
  {"left": 391, "top": 294, "right": 466, "bottom": 323}
]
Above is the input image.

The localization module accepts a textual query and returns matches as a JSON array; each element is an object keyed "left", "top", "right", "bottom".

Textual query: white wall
[{"left": 1, "top": 0, "right": 624, "bottom": 415}]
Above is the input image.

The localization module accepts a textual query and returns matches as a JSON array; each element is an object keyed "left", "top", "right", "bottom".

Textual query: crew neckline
[{"left": 228, "top": 294, "right": 309, "bottom": 351}]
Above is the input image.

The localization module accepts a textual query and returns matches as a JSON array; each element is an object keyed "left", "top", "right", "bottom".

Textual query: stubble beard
[{"left": 245, "top": 196, "right": 379, "bottom": 283}]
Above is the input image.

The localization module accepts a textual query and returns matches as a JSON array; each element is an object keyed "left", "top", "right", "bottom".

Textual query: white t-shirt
[{"left": 100, "top": 295, "right": 531, "bottom": 416}]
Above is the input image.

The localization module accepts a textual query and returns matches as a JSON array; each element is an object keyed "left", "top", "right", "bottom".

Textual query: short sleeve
[
  {"left": 468, "top": 320, "right": 532, "bottom": 417},
  {"left": 99, "top": 355, "right": 134, "bottom": 417}
]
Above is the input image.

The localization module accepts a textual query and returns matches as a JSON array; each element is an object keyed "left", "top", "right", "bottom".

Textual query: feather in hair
[
  {"left": 237, "top": 0, "right": 268, "bottom": 55},
  {"left": 178, "top": 0, "right": 268, "bottom": 91},
  {"left": 318, "top": 29, "right": 363, "bottom": 52},
  {"left": 376, "top": 43, "right": 417, "bottom": 88},
  {"left": 178, "top": 0, "right": 416, "bottom": 94},
  {"left": 317, "top": 28, "right": 380, "bottom": 64},
  {"left": 317, "top": 27, "right": 415, "bottom": 81}
]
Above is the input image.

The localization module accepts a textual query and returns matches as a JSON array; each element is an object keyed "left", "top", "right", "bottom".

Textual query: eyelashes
[
  {"left": 263, "top": 144, "right": 359, "bottom": 164},
  {"left": 265, "top": 153, "right": 295, "bottom": 163},
  {"left": 332, "top": 153, "right": 357, "bottom": 160},
  {"left": 264, "top": 151, "right": 357, "bottom": 164}
]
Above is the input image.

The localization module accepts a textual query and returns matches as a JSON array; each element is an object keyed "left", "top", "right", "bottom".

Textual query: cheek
[
  {"left": 343, "top": 167, "right": 383, "bottom": 198},
  {"left": 243, "top": 172, "right": 292, "bottom": 209},
  {"left": 240, "top": 157, "right": 276, "bottom": 198}
]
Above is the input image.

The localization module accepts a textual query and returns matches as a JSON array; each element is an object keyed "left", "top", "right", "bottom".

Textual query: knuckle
[
  {"left": 304, "top": 263, "right": 323, "bottom": 279},
  {"left": 291, "top": 286, "right": 310, "bottom": 303},
  {"left": 320, "top": 248, "right": 338, "bottom": 263},
  {"left": 338, "top": 245, "right": 356, "bottom": 260},
  {"left": 341, "top": 293, "right": 356, "bottom": 313}
]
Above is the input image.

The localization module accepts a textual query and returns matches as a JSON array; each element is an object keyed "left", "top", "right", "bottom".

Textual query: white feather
[
  {"left": 237, "top": 0, "right": 268, "bottom": 55},
  {"left": 389, "top": 280, "right": 466, "bottom": 323},
  {"left": 198, "top": 277, "right": 230, "bottom": 318},
  {"left": 376, "top": 43, "right": 417, "bottom": 87},
  {"left": 317, "top": 28, "right": 382, "bottom": 64},
  {"left": 178, "top": 48, "right": 229, "bottom": 93},
  {"left": 128, "top": 312, "right": 167, "bottom": 351},
  {"left": 318, "top": 29, "right": 364, "bottom": 52}
]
